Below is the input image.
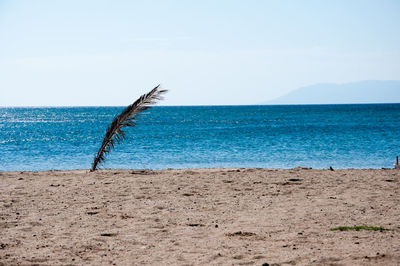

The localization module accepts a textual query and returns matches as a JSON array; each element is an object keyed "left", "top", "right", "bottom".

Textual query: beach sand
[{"left": 1, "top": 168, "right": 399, "bottom": 265}]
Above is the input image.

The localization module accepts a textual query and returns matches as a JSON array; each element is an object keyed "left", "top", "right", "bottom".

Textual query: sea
[{"left": 0, "top": 104, "right": 399, "bottom": 171}]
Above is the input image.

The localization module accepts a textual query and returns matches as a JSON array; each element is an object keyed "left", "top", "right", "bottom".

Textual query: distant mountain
[{"left": 264, "top": 80, "right": 400, "bottom": 105}]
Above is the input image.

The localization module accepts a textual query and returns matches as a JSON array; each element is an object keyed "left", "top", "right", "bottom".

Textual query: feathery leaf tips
[{"left": 90, "top": 85, "right": 167, "bottom": 171}]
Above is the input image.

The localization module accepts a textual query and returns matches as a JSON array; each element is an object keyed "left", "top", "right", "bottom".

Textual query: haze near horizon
[
  {"left": 0, "top": 0, "right": 399, "bottom": 106},
  {"left": 265, "top": 80, "right": 400, "bottom": 105}
]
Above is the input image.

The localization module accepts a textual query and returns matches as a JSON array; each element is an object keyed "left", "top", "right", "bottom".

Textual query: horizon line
[{"left": 1, "top": 102, "right": 400, "bottom": 108}]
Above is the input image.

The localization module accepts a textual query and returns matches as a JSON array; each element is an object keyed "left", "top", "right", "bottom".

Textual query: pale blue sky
[{"left": 1, "top": 0, "right": 399, "bottom": 106}]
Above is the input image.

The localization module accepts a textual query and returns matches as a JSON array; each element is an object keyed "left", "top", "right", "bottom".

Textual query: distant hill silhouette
[{"left": 264, "top": 80, "right": 400, "bottom": 104}]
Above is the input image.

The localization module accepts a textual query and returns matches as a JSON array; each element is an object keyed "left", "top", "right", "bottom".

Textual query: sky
[{"left": 0, "top": 0, "right": 399, "bottom": 106}]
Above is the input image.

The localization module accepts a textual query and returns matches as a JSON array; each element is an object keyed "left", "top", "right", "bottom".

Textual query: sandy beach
[{"left": 0, "top": 168, "right": 399, "bottom": 265}]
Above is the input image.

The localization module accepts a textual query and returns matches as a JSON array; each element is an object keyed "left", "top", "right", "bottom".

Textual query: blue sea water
[{"left": 0, "top": 104, "right": 399, "bottom": 171}]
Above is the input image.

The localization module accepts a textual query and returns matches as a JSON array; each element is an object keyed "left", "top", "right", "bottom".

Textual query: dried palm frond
[{"left": 90, "top": 85, "right": 167, "bottom": 171}]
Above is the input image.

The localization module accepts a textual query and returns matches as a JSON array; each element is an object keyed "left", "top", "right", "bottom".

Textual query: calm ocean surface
[{"left": 0, "top": 104, "right": 399, "bottom": 171}]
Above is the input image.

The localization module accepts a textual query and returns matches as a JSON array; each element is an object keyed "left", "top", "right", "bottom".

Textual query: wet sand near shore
[{"left": 1, "top": 168, "right": 399, "bottom": 265}]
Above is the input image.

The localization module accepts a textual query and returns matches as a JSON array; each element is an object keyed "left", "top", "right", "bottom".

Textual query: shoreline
[
  {"left": 1, "top": 168, "right": 399, "bottom": 265},
  {"left": 1, "top": 166, "right": 398, "bottom": 173}
]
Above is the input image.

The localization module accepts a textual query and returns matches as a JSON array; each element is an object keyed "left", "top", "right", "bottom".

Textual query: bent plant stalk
[{"left": 91, "top": 85, "right": 167, "bottom": 171}]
